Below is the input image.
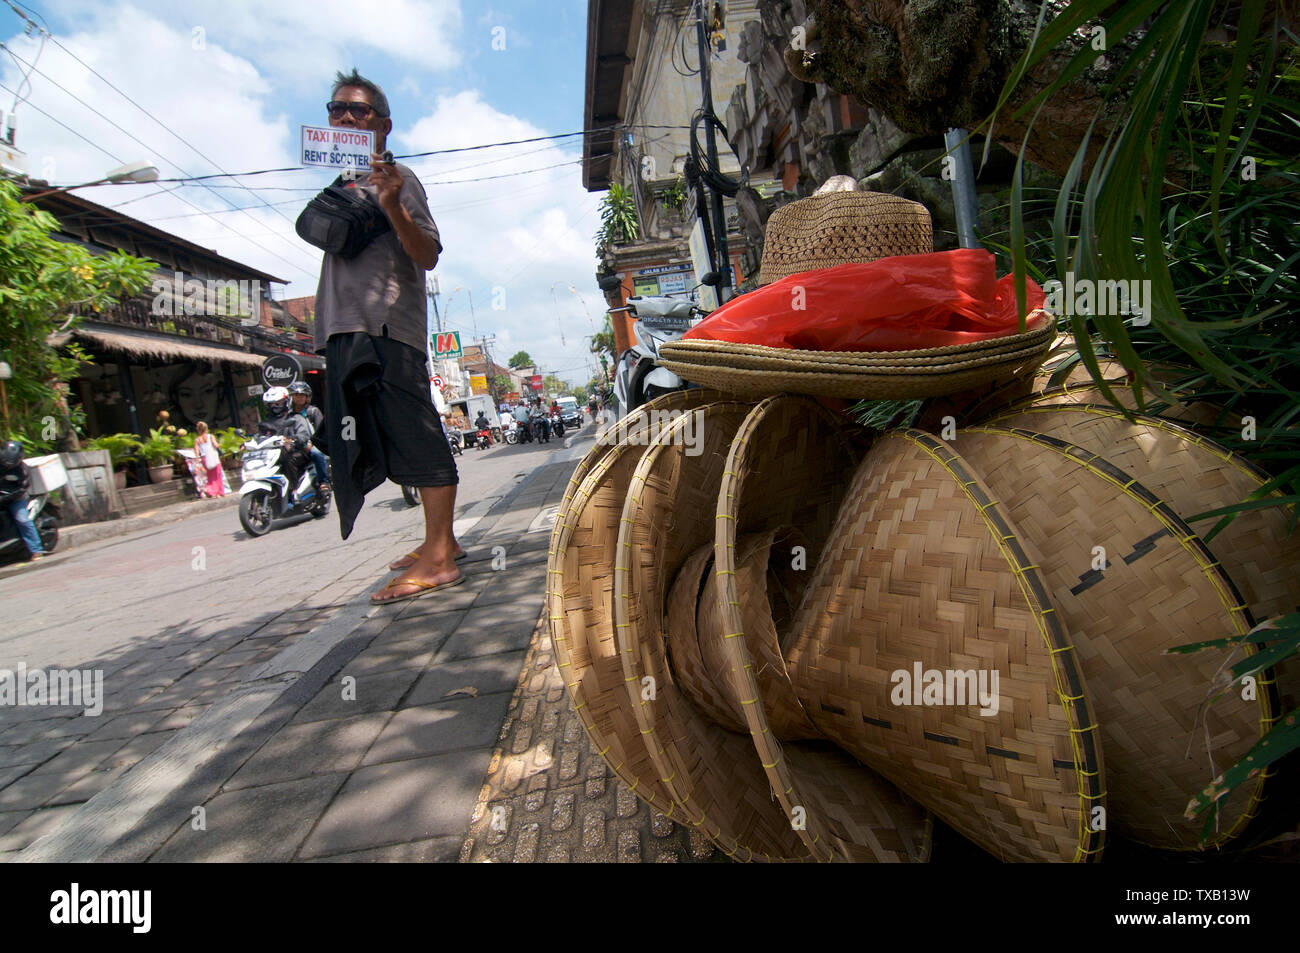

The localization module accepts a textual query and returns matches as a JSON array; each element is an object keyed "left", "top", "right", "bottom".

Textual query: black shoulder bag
[{"left": 295, "top": 177, "right": 392, "bottom": 259}]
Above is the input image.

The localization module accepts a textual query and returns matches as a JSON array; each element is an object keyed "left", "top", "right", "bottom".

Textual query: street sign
[
  {"left": 300, "top": 125, "right": 374, "bottom": 172},
  {"left": 528, "top": 375, "right": 544, "bottom": 392},
  {"left": 470, "top": 374, "right": 488, "bottom": 394},
  {"left": 431, "top": 375, "right": 444, "bottom": 389},
  {"left": 432, "top": 331, "right": 463, "bottom": 359},
  {"left": 262, "top": 354, "right": 301, "bottom": 388}
]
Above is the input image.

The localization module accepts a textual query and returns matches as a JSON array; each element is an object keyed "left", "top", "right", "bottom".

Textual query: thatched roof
[{"left": 71, "top": 326, "right": 267, "bottom": 368}]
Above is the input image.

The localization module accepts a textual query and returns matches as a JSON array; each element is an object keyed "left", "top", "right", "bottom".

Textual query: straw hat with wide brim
[
  {"left": 547, "top": 389, "right": 739, "bottom": 825},
  {"left": 783, "top": 429, "right": 1106, "bottom": 863},
  {"left": 757, "top": 191, "right": 934, "bottom": 286},
  {"left": 955, "top": 425, "right": 1278, "bottom": 850},
  {"left": 614, "top": 400, "right": 821, "bottom": 861},
  {"left": 658, "top": 312, "right": 1057, "bottom": 401}
]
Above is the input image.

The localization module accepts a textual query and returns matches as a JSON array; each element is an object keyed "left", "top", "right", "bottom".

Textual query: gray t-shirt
[{"left": 312, "top": 163, "right": 440, "bottom": 356}]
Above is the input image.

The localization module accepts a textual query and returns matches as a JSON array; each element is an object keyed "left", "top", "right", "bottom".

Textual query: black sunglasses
[{"left": 326, "top": 101, "right": 382, "bottom": 119}]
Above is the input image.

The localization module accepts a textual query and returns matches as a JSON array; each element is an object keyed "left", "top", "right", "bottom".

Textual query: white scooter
[
  {"left": 237, "top": 434, "right": 330, "bottom": 536},
  {"left": 611, "top": 295, "right": 708, "bottom": 420}
]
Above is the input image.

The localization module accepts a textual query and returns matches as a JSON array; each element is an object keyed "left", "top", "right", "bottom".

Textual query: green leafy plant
[
  {"left": 84, "top": 432, "right": 142, "bottom": 470},
  {"left": 137, "top": 428, "right": 177, "bottom": 467},
  {"left": 659, "top": 176, "right": 687, "bottom": 211},
  {"left": 595, "top": 183, "right": 641, "bottom": 250},
  {"left": 0, "top": 179, "right": 155, "bottom": 452},
  {"left": 984, "top": 0, "right": 1299, "bottom": 845}
]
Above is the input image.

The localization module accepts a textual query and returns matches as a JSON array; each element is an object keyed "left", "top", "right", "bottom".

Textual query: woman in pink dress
[{"left": 192, "top": 422, "right": 228, "bottom": 498}]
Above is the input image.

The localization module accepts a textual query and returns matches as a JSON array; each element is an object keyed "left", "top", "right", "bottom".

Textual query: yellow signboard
[{"left": 470, "top": 374, "right": 488, "bottom": 394}]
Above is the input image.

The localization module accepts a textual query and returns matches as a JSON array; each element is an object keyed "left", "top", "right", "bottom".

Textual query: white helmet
[{"left": 262, "top": 386, "right": 290, "bottom": 417}]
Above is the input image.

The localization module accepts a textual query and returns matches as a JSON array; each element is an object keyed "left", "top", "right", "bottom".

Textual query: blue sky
[{"left": 2, "top": 0, "right": 605, "bottom": 386}]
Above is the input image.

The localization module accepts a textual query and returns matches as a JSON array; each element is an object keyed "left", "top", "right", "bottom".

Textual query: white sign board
[{"left": 300, "top": 125, "right": 375, "bottom": 172}]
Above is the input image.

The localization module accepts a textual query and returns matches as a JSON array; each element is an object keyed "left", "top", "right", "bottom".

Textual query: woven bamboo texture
[
  {"left": 956, "top": 426, "right": 1275, "bottom": 849},
  {"left": 707, "top": 528, "right": 932, "bottom": 861},
  {"left": 758, "top": 192, "right": 934, "bottom": 285},
  {"left": 614, "top": 402, "right": 812, "bottom": 861},
  {"left": 782, "top": 430, "right": 1105, "bottom": 862},
  {"left": 987, "top": 405, "right": 1300, "bottom": 625},
  {"left": 659, "top": 321, "right": 1054, "bottom": 401}
]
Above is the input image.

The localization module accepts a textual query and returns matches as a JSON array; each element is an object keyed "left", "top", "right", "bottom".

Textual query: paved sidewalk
[{"left": 6, "top": 431, "right": 726, "bottom": 863}]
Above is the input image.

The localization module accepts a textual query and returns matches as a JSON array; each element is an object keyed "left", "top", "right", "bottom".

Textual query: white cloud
[{"left": 2, "top": 1, "right": 604, "bottom": 386}]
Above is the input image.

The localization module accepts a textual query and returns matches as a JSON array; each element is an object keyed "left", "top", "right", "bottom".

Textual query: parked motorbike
[
  {"left": 0, "top": 492, "right": 58, "bottom": 562},
  {"left": 238, "top": 434, "right": 331, "bottom": 537},
  {"left": 611, "top": 295, "right": 710, "bottom": 420}
]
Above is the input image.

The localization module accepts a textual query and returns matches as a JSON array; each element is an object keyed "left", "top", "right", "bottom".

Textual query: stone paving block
[
  {"left": 46, "top": 730, "right": 176, "bottom": 807},
  {"left": 299, "top": 749, "right": 490, "bottom": 858},
  {"left": 290, "top": 667, "right": 423, "bottom": 725},
  {"left": 470, "top": 568, "right": 551, "bottom": 609},
  {"left": 0, "top": 804, "right": 80, "bottom": 852},
  {"left": 0, "top": 809, "right": 30, "bottom": 838},
  {"left": 434, "top": 603, "right": 542, "bottom": 663},
  {"left": 82, "top": 709, "right": 170, "bottom": 743},
  {"left": 0, "top": 714, "right": 93, "bottom": 747},
  {"left": 303, "top": 836, "right": 463, "bottom": 863},
  {"left": 226, "top": 711, "right": 392, "bottom": 791},
  {"left": 374, "top": 607, "right": 469, "bottom": 644},
  {"left": 618, "top": 830, "right": 641, "bottom": 863},
  {"left": 151, "top": 705, "right": 205, "bottom": 732},
  {"left": 402, "top": 651, "right": 526, "bottom": 708},
  {"left": 362, "top": 694, "right": 512, "bottom": 765},
  {"left": 152, "top": 773, "right": 347, "bottom": 862},
  {"left": 338, "top": 644, "right": 436, "bottom": 680},
  {"left": 0, "top": 737, "right": 126, "bottom": 811}
]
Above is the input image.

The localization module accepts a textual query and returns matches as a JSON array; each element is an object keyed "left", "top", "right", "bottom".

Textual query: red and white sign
[
  {"left": 300, "top": 124, "right": 374, "bottom": 172},
  {"left": 431, "top": 375, "right": 444, "bottom": 389},
  {"left": 528, "top": 375, "right": 544, "bottom": 392}
]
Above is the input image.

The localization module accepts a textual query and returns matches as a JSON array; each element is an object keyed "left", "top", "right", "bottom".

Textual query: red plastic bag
[{"left": 683, "top": 249, "right": 1047, "bottom": 352}]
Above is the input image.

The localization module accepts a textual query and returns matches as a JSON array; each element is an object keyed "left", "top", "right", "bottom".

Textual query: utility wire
[{"left": 0, "top": 41, "right": 319, "bottom": 272}]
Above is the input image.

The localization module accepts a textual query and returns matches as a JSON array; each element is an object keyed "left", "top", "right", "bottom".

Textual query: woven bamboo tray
[
  {"left": 987, "top": 404, "right": 1300, "bottom": 626},
  {"left": 783, "top": 430, "right": 1105, "bottom": 862},
  {"left": 614, "top": 401, "right": 812, "bottom": 861},
  {"left": 956, "top": 426, "right": 1277, "bottom": 849},
  {"left": 692, "top": 528, "right": 933, "bottom": 862}
]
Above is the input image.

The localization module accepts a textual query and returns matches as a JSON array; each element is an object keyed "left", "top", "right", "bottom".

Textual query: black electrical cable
[{"left": 689, "top": 109, "right": 740, "bottom": 198}]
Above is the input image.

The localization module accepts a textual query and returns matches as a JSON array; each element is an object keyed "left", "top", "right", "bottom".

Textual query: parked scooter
[
  {"left": 0, "top": 492, "right": 58, "bottom": 562},
  {"left": 611, "top": 294, "right": 709, "bottom": 420},
  {"left": 237, "top": 434, "right": 331, "bottom": 536}
]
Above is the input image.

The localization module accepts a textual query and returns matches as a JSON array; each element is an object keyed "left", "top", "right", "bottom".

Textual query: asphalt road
[{"left": 0, "top": 424, "right": 590, "bottom": 675}]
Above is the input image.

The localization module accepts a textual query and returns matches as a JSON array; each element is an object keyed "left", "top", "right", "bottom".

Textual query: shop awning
[{"left": 71, "top": 327, "right": 267, "bottom": 369}]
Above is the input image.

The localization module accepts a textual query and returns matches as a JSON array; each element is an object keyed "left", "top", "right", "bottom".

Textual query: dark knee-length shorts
[{"left": 326, "top": 333, "right": 458, "bottom": 488}]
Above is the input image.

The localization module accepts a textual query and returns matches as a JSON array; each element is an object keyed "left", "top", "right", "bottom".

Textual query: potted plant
[
  {"left": 215, "top": 427, "right": 246, "bottom": 469},
  {"left": 84, "top": 432, "right": 143, "bottom": 490},
  {"left": 138, "top": 428, "right": 178, "bottom": 484}
]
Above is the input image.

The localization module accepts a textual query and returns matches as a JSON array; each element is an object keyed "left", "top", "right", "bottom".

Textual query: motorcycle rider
[
  {"left": 288, "top": 382, "right": 330, "bottom": 489},
  {"left": 473, "top": 410, "right": 494, "bottom": 447},
  {"left": 0, "top": 440, "right": 45, "bottom": 561},
  {"left": 258, "top": 386, "right": 315, "bottom": 502}
]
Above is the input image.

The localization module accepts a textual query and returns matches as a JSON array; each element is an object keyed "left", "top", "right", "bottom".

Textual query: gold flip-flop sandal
[{"left": 370, "top": 573, "right": 466, "bottom": 605}]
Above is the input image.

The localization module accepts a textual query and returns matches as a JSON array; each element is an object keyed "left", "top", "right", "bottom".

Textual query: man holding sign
[{"left": 311, "top": 69, "right": 464, "bottom": 604}]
